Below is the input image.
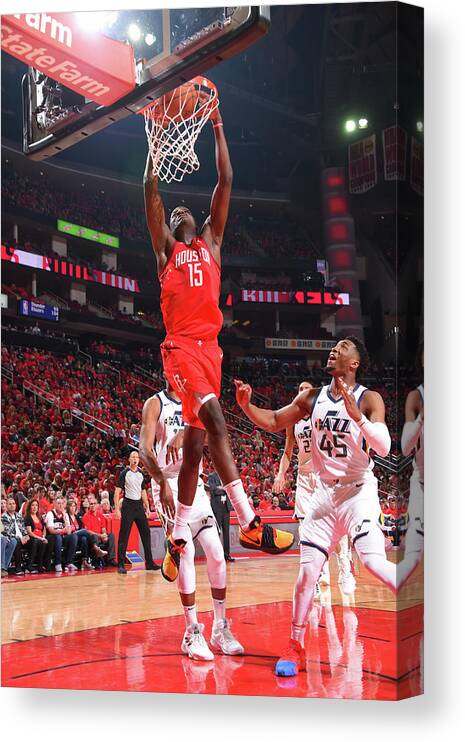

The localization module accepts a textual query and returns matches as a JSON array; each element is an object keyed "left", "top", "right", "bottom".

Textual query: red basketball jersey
[{"left": 160, "top": 237, "right": 223, "bottom": 341}]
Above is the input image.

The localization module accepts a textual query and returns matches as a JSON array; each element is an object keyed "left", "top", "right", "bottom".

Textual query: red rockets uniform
[{"left": 160, "top": 237, "right": 223, "bottom": 428}]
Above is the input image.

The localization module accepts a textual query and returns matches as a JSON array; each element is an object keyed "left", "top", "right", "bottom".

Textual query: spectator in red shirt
[
  {"left": 82, "top": 496, "right": 117, "bottom": 567},
  {"left": 40, "top": 488, "right": 56, "bottom": 515}
]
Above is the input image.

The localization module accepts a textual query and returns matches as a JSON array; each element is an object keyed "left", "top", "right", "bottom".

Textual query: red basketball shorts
[{"left": 161, "top": 337, "right": 223, "bottom": 429}]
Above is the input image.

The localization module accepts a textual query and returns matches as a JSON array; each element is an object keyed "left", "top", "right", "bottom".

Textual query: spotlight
[
  {"left": 128, "top": 23, "right": 141, "bottom": 42},
  {"left": 358, "top": 117, "right": 368, "bottom": 129},
  {"left": 416, "top": 121, "right": 424, "bottom": 133},
  {"left": 145, "top": 33, "right": 156, "bottom": 46},
  {"left": 345, "top": 119, "right": 356, "bottom": 133}
]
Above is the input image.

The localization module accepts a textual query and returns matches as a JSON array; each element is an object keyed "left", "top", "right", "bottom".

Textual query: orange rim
[{"left": 137, "top": 76, "right": 218, "bottom": 120}]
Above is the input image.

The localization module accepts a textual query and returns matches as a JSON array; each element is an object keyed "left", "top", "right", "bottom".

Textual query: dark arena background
[{"left": 1, "top": 3, "right": 423, "bottom": 699}]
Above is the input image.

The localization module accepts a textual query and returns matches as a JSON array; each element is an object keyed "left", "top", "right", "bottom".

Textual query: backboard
[{"left": 19, "top": 7, "right": 270, "bottom": 161}]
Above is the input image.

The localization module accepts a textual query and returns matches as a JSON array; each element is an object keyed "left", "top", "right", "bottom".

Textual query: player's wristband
[
  {"left": 356, "top": 415, "right": 391, "bottom": 457},
  {"left": 212, "top": 122, "right": 223, "bottom": 129}
]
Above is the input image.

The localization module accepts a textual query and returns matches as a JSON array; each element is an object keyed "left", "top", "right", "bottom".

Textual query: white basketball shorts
[{"left": 299, "top": 471, "right": 385, "bottom": 561}]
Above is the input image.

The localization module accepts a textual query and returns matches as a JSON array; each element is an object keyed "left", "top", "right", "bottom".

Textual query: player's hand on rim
[
  {"left": 209, "top": 104, "right": 222, "bottom": 126},
  {"left": 335, "top": 376, "right": 362, "bottom": 423},
  {"left": 234, "top": 379, "right": 252, "bottom": 408}
]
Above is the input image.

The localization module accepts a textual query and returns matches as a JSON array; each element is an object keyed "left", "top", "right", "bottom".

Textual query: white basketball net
[{"left": 140, "top": 77, "right": 219, "bottom": 184}]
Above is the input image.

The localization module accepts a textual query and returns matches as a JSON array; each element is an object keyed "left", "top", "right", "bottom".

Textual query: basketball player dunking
[
  {"left": 235, "top": 337, "right": 398, "bottom": 676},
  {"left": 273, "top": 380, "right": 355, "bottom": 595},
  {"left": 139, "top": 380, "right": 244, "bottom": 660},
  {"left": 143, "top": 103, "right": 294, "bottom": 581}
]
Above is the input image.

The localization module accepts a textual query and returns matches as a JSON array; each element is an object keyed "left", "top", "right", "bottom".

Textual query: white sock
[
  {"left": 291, "top": 548, "right": 326, "bottom": 647},
  {"left": 224, "top": 479, "right": 255, "bottom": 530},
  {"left": 291, "top": 622, "right": 307, "bottom": 648},
  {"left": 173, "top": 502, "right": 193, "bottom": 541},
  {"left": 183, "top": 604, "right": 198, "bottom": 628},
  {"left": 213, "top": 598, "right": 226, "bottom": 624}
]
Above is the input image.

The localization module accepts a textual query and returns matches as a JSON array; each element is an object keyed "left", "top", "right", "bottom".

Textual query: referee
[{"left": 115, "top": 451, "right": 159, "bottom": 574}]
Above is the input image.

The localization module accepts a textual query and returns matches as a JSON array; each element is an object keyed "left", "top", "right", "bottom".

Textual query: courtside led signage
[{"left": 57, "top": 219, "right": 119, "bottom": 248}]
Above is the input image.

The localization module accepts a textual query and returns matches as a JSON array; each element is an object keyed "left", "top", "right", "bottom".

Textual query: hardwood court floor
[{"left": 1, "top": 553, "right": 423, "bottom": 699}]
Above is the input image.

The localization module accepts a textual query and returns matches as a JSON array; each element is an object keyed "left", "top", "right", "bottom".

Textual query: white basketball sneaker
[
  {"left": 338, "top": 556, "right": 356, "bottom": 595},
  {"left": 181, "top": 623, "right": 214, "bottom": 661},
  {"left": 211, "top": 618, "right": 244, "bottom": 655}
]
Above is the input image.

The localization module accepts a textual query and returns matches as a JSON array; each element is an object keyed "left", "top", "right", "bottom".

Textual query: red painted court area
[{"left": 2, "top": 601, "right": 423, "bottom": 700}]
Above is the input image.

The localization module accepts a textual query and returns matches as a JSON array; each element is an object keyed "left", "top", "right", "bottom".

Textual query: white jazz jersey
[
  {"left": 411, "top": 384, "right": 424, "bottom": 482},
  {"left": 311, "top": 383, "right": 374, "bottom": 482},
  {"left": 152, "top": 389, "right": 184, "bottom": 479},
  {"left": 294, "top": 416, "right": 313, "bottom": 471},
  {"left": 151, "top": 389, "right": 211, "bottom": 522}
]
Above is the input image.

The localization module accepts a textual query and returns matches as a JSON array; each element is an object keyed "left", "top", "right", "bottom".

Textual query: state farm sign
[{"left": 1, "top": 12, "right": 135, "bottom": 106}]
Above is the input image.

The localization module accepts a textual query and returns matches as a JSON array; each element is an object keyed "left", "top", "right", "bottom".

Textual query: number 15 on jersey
[{"left": 188, "top": 263, "right": 203, "bottom": 287}]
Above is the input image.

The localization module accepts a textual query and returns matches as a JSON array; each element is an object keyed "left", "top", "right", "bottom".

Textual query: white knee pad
[
  {"left": 178, "top": 538, "right": 196, "bottom": 595},
  {"left": 198, "top": 527, "right": 226, "bottom": 590}
]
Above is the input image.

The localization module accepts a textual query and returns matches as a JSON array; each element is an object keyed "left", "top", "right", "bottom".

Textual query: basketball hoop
[{"left": 139, "top": 76, "right": 218, "bottom": 184}]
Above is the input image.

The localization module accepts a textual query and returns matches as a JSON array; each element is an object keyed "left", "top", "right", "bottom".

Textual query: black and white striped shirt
[{"left": 117, "top": 467, "right": 146, "bottom": 501}]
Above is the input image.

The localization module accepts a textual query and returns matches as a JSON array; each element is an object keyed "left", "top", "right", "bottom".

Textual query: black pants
[
  {"left": 117, "top": 499, "right": 154, "bottom": 567},
  {"left": 212, "top": 505, "right": 231, "bottom": 558},
  {"left": 96, "top": 532, "right": 116, "bottom": 564},
  {"left": 12, "top": 539, "right": 26, "bottom": 570},
  {"left": 26, "top": 537, "right": 48, "bottom": 570}
]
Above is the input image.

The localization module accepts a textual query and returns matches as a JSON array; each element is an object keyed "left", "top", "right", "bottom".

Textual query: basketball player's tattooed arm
[
  {"left": 234, "top": 379, "right": 317, "bottom": 433},
  {"left": 201, "top": 110, "right": 233, "bottom": 266},
  {"left": 272, "top": 426, "right": 296, "bottom": 493},
  {"left": 401, "top": 388, "right": 424, "bottom": 456},
  {"left": 335, "top": 377, "right": 391, "bottom": 457},
  {"left": 139, "top": 396, "right": 175, "bottom": 519},
  {"left": 143, "top": 152, "right": 176, "bottom": 273}
]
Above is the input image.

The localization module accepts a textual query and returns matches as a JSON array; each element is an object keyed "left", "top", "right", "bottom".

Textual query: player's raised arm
[
  {"left": 401, "top": 388, "right": 423, "bottom": 456},
  {"left": 234, "top": 380, "right": 314, "bottom": 433},
  {"left": 201, "top": 109, "right": 233, "bottom": 263},
  {"left": 143, "top": 152, "right": 175, "bottom": 272}
]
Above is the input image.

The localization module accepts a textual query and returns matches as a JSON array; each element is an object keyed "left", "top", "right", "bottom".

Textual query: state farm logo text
[{"left": 13, "top": 13, "right": 72, "bottom": 47}]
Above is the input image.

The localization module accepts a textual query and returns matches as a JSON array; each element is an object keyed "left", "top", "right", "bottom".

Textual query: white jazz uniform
[
  {"left": 300, "top": 383, "right": 385, "bottom": 558},
  {"left": 151, "top": 390, "right": 215, "bottom": 539},
  {"left": 405, "top": 384, "right": 424, "bottom": 552},
  {"left": 294, "top": 416, "right": 317, "bottom": 518}
]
